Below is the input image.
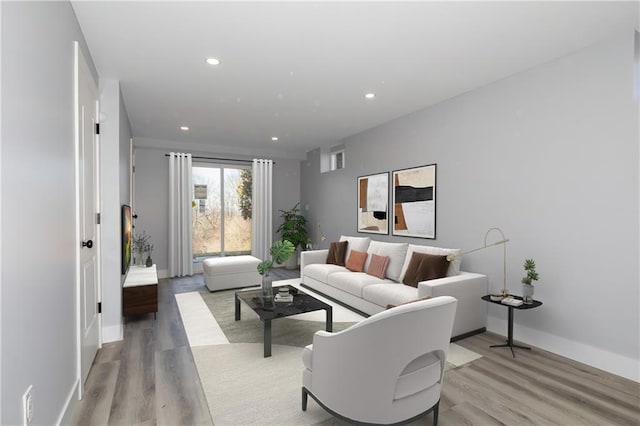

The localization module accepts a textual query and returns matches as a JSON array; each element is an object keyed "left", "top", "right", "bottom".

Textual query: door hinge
[
  {"left": 97, "top": 302, "right": 102, "bottom": 314},
  {"left": 132, "top": 165, "right": 135, "bottom": 173},
  {"left": 95, "top": 123, "right": 100, "bottom": 135},
  {"left": 96, "top": 213, "right": 101, "bottom": 224}
]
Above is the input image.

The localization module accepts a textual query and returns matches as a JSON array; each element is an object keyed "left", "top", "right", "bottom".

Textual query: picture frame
[
  {"left": 357, "top": 172, "right": 389, "bottom": 234},
  {"left": 392, "top": 164, "right": 436, "bottom": 239}
]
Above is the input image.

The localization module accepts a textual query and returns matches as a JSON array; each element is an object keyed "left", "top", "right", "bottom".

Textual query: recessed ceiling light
[
  {"left": 364, "top": 93, "right": 376, "bottom": 99},
  {"left": 205, "top": 57, "right": 220, "bottom": 66},
  {"left": 271, "top": 136, "right": 279, "bottom": 141},
  {"left": 180, "top": 126, "right": 189, "bottom": 131}
]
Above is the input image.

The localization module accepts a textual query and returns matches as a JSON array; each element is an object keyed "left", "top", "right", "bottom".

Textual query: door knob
[{"left": 82, "top": 240, "right": 93, "bottom": 249}]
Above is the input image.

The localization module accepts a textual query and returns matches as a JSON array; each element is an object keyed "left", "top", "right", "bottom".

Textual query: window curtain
[
  {"left": 251, "top": 159, "right": 273, "bottom": 262},
  {"left": 168, "top": 152, "right": 193, "bottom": 277}
]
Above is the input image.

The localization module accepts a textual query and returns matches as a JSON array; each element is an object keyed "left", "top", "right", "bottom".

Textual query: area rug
[{"left": 177, "top": 278, "right": 482, "bottom": 425}]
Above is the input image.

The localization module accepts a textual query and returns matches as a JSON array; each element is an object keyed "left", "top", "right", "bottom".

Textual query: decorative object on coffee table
[
  {"left": 521, "top": 258, "right": 539, "bottom": 304},
  {"left": 357, "top": 172, "right": 389, "bottom": 234},
  {"left": 392, "top": 164, "right": 436, "bottom": 239},
  {"left": 257, "top": 240, "right": 295, "bottom": 296}
]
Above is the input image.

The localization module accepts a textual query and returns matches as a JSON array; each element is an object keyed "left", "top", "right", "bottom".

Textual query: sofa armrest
[
  {"left": 417, "top": 272, "right": 487, "bottom": 297},
  {"left": 418, "top": 271, "right": 488, "bottom": 337},
  {"left": 300, "top": 249, "right": 329, "bottom": 272}
]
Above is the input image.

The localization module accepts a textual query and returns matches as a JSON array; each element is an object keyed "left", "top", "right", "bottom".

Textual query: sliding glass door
[{"left": 192, "top": 164, "right": 252, "bottom": 259}]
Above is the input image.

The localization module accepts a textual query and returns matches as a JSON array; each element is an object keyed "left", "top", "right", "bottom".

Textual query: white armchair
[{"left": 302, "top": 296, "right": 458, "bottom": 425}]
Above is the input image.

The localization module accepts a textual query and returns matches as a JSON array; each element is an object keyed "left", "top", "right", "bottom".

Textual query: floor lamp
[{"left": 459, "top": 227, "right": 510, "bottom": 297}]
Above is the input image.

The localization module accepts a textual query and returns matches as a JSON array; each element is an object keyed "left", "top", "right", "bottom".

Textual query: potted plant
[
  {"left": 257, "top": 240, "right": 295, "bottom": 295},
  {"left": 276, "top": 203, "right": 308, "bottom": 269},
  {"left": 521, "top": 258, "right": 539, "bottom": 304}
]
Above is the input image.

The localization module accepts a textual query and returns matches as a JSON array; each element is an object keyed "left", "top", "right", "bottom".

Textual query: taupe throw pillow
[
  {"left": 402, "top": 252, "right": 449, "bottom": 287},
  {"left": 386, "top": 295, "right": 432, "bottom": 310},
  {"left": 326, "top": 241, "right": 348, "bottom": 266}
]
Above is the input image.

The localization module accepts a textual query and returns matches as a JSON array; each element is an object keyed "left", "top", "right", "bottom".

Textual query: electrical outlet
[{"left": 22, "top": 385, "right": 33, "bottom": 426}]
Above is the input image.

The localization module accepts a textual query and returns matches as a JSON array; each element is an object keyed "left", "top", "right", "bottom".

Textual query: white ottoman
[{"left": 203, "top": 255, "right": 262, "bottom": 292}]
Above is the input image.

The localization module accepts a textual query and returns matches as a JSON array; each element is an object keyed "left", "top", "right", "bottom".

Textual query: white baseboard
[
  {"left": 56, "top": 378, "right": 79, "bottom": 425},
  {"left": 102, "top": 323, "right": 123, "bottom": 343},
  {"left": 158, "top": 268, "right": 170, "bottom": 279},
  {"left": 487, "top": 316, "right": 639, "bottom": 382}
]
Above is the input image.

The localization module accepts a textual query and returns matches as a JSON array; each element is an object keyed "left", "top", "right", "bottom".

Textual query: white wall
[
  {"left": 1, "top": 2, "right": 99, "bottom": 423},
  {"left": 133, "top": 144, "right": 301, "bottom": 277},
  {"left": 99, "top": 79, "right": 132, "bottom": 343},
  {"left": 302, "top": 32, "right": 639, "bottom": 381}
]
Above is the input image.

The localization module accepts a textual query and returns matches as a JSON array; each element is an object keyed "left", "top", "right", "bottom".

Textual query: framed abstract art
[
  {"left": 392, "top": 164, "right": 436, "bottom": 239},
  {"left": 357, "top": 172, "right": 389, "bottom": 234}
]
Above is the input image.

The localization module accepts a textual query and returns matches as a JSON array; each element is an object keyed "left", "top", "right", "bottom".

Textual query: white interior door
[{"left": 75, "top": 42, "right": 100, "bottom": 396}]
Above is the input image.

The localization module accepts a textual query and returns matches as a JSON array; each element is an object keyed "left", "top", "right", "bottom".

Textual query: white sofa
[{"left": 300, "top": 236, "right": 487, "bottom": 340}]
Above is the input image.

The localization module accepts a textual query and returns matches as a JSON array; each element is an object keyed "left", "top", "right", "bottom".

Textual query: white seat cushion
[
  {"left": 304, "top": 263, "right": 348, "bottom": 282},
  {"left": 327, "top": 271, "right": 390, "bottom": 297},
  {"left": 362, "top": 283, "right": 419, "bottom": 308}
]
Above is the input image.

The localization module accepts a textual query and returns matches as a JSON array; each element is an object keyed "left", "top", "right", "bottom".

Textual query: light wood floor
[{"left": 72, "top": 270, "right": 640, "bottom": 425}]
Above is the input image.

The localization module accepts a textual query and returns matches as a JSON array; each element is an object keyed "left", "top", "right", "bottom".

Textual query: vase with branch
[{"left": 133, "top": 231, "right": 153, "bottom": 267}]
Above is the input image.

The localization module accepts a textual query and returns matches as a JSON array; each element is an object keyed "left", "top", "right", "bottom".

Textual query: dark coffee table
[{"left": 235, "top": 284, "right": 333, "bottom": 357}]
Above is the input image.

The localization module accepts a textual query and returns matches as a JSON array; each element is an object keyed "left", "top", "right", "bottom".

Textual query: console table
[
  {"left": 481, "top": 294, "right": 542, "bottom": 357},
  {"left": 123, "top": 264, "right": 158, "bottom": 318}
]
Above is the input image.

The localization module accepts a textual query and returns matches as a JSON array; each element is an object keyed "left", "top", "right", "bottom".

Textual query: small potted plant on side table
[{"left": 521, "top": 258, "right": 539, "bottom": 304}]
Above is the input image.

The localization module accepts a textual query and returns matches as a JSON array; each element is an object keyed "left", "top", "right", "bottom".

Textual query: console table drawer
[{"left": 123, "top": 284, "right": 158, "bottom": 316}]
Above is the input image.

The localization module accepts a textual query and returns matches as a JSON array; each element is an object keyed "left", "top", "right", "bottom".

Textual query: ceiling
[{"left": 72, "top": 1, "right": 638, "bottom": 160}]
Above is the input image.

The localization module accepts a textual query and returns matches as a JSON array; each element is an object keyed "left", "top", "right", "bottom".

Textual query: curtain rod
[{"left": 164, "top": 154, "right": 275, "bottom": 164}]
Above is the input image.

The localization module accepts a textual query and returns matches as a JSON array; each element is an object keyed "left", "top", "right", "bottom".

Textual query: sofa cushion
[
  {"left": 326, "top": 241, "right": 348, "bottom": 266},
  {"left": 402, "top": 252, "right": 450, "bottom": 287},
  {"left": 362, "top": 283, "right": 419, "bottom": 308},
  {"left": 346, "top": 250, "right": 368, "bottom": 272},
  {"left": 339, "top": 235, "right": 371, "bottom": 262},
  {"left": 366, "top": 254, "right": 390, "bottom": 279},
  {"left": 328, "top": 271, "right": 390, "bottom": 297},
  {"left": 304, "top": 263, "right": 347, "bottom": 283},
  {"left": 398, "top": 244, "right": 462, "bottom": 283},
  {"left": 364, "top": 241, "right": 409, "bottom": 281}
]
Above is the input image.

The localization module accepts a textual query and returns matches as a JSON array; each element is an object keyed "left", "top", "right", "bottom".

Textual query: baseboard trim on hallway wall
[
  {"left": 102, "top": 323, "right": 123, "bottom": 343},
  {"left": 56, "top": 378, "right": 79, "bottom": 426},
  {"left": 487, "top": 316, "right": 639, "bottom": 382}
]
